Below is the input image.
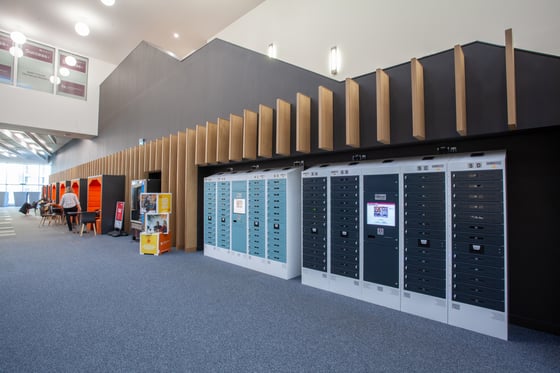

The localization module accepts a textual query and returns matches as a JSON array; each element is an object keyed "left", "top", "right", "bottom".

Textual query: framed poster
[
  {"left": 145, "top": 213, "right": 169, "bottom": 234},
  {"left": 157, "top": 193, "right": 172, "bottom": 214},
  {"left": 140, "top": 193, "right": 158, "bottom": 214},
  {"left": 57, "top": 50, "right": 88, "bottom": 100},
  {"left": 17, "top": 39, "right": 55, "bottom": 93},
  {"left": 0, "top": 31, "right": 14, "bottom": 85}
]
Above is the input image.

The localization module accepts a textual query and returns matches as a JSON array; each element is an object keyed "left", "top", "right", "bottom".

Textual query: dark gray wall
[{"left": 52, "top": 38, "right": 560, "bottom": 335}]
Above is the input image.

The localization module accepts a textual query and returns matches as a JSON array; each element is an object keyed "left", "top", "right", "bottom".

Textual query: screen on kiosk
[{"left": 366, "top": 202, "right": 396, "bottom": 227}]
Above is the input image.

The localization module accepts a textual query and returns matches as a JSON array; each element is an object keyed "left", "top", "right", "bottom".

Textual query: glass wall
[{"left": 0, "top": 162, "right": 50, "bottom": 206}]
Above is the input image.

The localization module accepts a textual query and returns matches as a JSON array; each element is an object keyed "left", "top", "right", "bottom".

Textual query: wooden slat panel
[
  {"left": 205, "top": 121, "right": 217, "bottom": 164},
  {"left": 229, "top": 114, "right": 243, "bottom": 161},
  {"left": 454, "top": 45, "right": 467, "bottom": 136},
  {"left": 296, "top": 92, "right": 311, "bottom": 153},
  {"left": 184, "top": 128, "right": 198, "bottom": 252},
  {"left": 176, "top": 131, "right": 186, "bottom": 250},
  {"left": 258, "top": 104, "right": 273, "bottom": 158},
  {"left": 216, "top": 117, "right": 230, "bottom": 163},
  {"left": 243, "top": 109, "right": 257, "bottom": 160},
  {"left": 345, "top": 78, "right": 360, "bottom": 147},
  {"left": 318, "top": 86, "right": 333, "bottom": 151},
  {"left": 505, "top": 28, "right": 517, "bottom": 129},
  {"left": 160, "top": 137, "right": 169, "bottom": 191},
  {"left": 411, "top": 58, "right": 426, "bottom": 140},
  {"left": 276, "top": 98, "right": 291, "bottom": 156},
  {"left": 195, "top": 124, "right": 206, "bottom": 165},
  {"left": 376, "top": 69, "right": 391, "bottom": 144},
  {"left": 167, "top": 134, "right": 177, "bottom": 247},
  {"left": 155, "top": 138, "right": 163, "bottom": 172},
  {"left": 149, "top": 140, "right": 156, "bottom": 172}
]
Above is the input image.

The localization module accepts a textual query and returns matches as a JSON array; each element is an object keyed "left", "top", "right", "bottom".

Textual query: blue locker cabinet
[
  {"left": 330, "top": 175, "right": 360, "bottom": 279},
  {"left": 204, "top": 180, "right": 217, "bottom": 248},
  {"left": 248, "top": 179, "right": 266, "bottom": 258},
  {"left": 267, "top": 178, "right": 287, "bottom": 262},
  {"left": 231, "top": 180, "right": 248, "bottom": 254},
  {"left": 302, "top": 177, "right": 328, "bottom": 272},
  {"left": 400, "top": 158, "right": 448, "bottom": 323},
  {"left": 448, "top": 152, "right": 507, "bottom": 340},
  {"left": 217, "top": 180, "right": 231, "bottom": 250}
]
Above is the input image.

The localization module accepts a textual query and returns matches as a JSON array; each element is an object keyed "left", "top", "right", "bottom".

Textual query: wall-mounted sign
[
  {"left": 0, "top": 31, "right": 14, "bottom": 85},
  {"left": 57, "top": 50, "right": 88, "bottom": 100},
  {"left": 17, "top": 40, "right": 55, "bottom": 93}
]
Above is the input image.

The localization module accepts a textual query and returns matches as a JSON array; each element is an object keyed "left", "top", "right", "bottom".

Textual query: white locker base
[
  {"left": 401, "top": 292, "right": 448, "bottom": 323},
  {"left": 362, "top": 282, "right": 401, "bottom": 311},
  {"left": 449, "top": 302, "right": 508, "bottom": 340}
]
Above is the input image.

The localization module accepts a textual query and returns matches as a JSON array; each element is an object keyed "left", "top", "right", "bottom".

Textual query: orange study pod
[
  {"left": 71, "top": 178, "right": 88, "bottom": 210},
  {"left": 87, "top": 175, "right": 125, "bottom": 234}
]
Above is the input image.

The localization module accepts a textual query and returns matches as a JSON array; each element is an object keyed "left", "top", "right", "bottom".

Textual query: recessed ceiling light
[
  {"left": 59, "top": 67, "right": 70, "bottom": 77},
  {"left": 173, "top": 33, "right": 180, "bottom": 39},
  {"left": 64, "top": 55, "right": 77, "bottom": 66},
  {"left": 101, "top": 0, "right": 116, "bottom": 6},
  {"left": 75, "top": 22, "right": 90, "bottom": 36},
  {"left": 10, "top": 31, "right": 26, "bottom": 44}
]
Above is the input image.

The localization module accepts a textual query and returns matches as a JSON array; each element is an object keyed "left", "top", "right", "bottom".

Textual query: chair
[
  {"left": 39, "top": 205, "right": 56, "bottom": 226},
  {"left": 80, "top": 211, "right": 98, "bottom": 236}
]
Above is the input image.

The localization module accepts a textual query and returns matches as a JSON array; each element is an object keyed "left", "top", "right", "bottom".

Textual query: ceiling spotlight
[
  {"left": 75, "top": 22, "right": 90, "bottom": 36},
  {"left": 10, "top": 31, "right": 26, "bottom": 45},
  {"left": 64, "top": 55, "right": 77, "bottom": 66},
  {"left": 101, "top": 0, "right": 116, "bottom": 6},
  {"left": 9, "top": 46, "right": 23, "bottom": 58},
  {"left": 173, "top": 33, "right": 180, "bottom": 39},
  {"left": 59, "top": 67, "right": 70, "bottom": 77}
]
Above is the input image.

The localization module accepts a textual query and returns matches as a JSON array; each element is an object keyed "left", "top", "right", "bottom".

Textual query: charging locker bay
[
  {"left": 401, "top": 158, "right": 448, "bottom": 323},
  {"left": 447, "top": 152, "right": 508, "bottom": 340}
]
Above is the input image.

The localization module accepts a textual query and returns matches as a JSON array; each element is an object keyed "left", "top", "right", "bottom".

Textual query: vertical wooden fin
[
  {"left": 296, "top": 93, "right": 311, "bottom": 153},
  {"left": 454, "top": 45, "right": 467, "bottom": 136},
  {"left": 411, "top": 58, "right": 425, "bottom": 140}
]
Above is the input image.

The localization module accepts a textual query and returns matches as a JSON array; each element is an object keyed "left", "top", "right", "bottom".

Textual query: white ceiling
[
  {"left": 0, "top": 0, "right": 265, "bottom": 65},
  {"left": 0, "top": 0, "right": 265, "bottom": 163}
]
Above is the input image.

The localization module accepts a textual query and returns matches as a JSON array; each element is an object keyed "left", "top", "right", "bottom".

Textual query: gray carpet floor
[{"left": 1, "top": 207, "right": 559, "bottom": 372}]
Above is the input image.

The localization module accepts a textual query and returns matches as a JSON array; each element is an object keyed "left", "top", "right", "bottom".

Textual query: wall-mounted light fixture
[
  {"left": 329, "top": 46, "right": 339, "bottom": 75},
  {"left": 267, "top": 43, "right": 277, "bottom": 58}
]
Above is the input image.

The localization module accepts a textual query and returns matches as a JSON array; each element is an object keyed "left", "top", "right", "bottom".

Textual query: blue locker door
[
  {"left": 249, "top": 180, "right": 266, "bottom": 257},
  {"left": 231, "top": 180, "right": 247, "bottom": 253},
  {"left": 267, "top": 179, "right": 287, "bottom": 262},
  {"left": 204, "top": 181, "right": 216, "bottom": 246},
  {"left": 217, "top": 181, "right": 231, "bottom": 249}
]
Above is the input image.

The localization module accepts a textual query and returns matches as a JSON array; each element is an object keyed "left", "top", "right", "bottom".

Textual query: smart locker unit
[
  {"left": 447, "top": 152, "right": 507, "bottom": 340},
  {"left": 203, "top": 166, "right": 302, "bottom": 279},
  {"left": 300, "top": 152, "right": 507, "bottom": 339}
]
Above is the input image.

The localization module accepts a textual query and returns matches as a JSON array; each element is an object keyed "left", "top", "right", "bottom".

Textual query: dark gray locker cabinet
[
  {"left": 448, "top": 152, "right": 507, "bottom": 340},
  {"left": 330, "top": 175, "right": 360, "bottom": 279},
  {"left": 302, "top": 177, "right": 328, "bottom": 272},
  {"left": 400, "top": 159, "right": 449, "bottom": 324}
]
